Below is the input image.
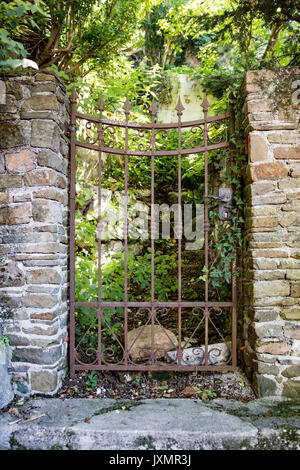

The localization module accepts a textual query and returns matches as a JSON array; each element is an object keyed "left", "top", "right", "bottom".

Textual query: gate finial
[
  {"left": 149, "top": 97, "right": 158, "bottom": 118},
  {"left": 123, "top": 96, "right": 131, "bottom": 116},
  {"left": 201, "top": 94, "right": 210, "bottom": 111},
  {"left": 98, "top": 93, "right": 106, "bottom": 111},
  {"left": 71, "top": 87, "right": 77, "bottom": 103},
  {"left": 175, "top": 96, "right": 185, "bottom": 117}
]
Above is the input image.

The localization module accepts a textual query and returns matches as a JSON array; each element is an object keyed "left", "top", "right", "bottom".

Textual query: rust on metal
[{"left": 69, "top": 92, "right": 237, "bottom": 375}]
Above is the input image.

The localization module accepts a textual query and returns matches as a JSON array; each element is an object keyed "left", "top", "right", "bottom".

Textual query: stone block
[
  {"left": 5, "top": 150, "right": 36, "bottom": 174},
  {"left": 280, "top": 259, "right": 300, "bottom": 269},
  {"left": 286, "top": 270, "right": 300, "bottom": 280},
  {"left": 249, "top": 216, "right": 278, "bottom": 228},
  {"left": 35, "top": 73, "right": 56, "bottom": 82},
  {"left": 30, "top": 370, "right": 58, "bottom": 393},
  {"left": 253, "top": 281, "right": 290, "bottom": 298},
  {"left": 22, "top": 323, "right": 59, "bottom": 336},
  {"left": 254, "top": 322, "right": 283, "bottom": 339},
  {"left": 251, "top": 249, "right": 288, "bottom": 258},
  {"left": 253, "top": 259, "right": 278, "bottom": 270},
  {"left": 26, "top": 268, "right": 61, "bottom": 285},
  {"left": 12, "top": 345, "right": 62, "bottom": 364},
  {"left": 33, "top": 188, "right": 66, "bottom": 205},
  {"left": 281, "top": 366, "right": 300, "bottom": 378},
  {"left": 256, "top": 342, "right": 289, "bottom": 355},
  {"left": 0, "top": 260, "right": 24, "bottom": 287},
  {"left": 25, "top": 94, "right": 59, "bottom": 112},
  {"left": 38, "top": 149, "right": 67, "bottom": 174},
  {"left": 251, "top": 181, "right": 276, "bottom": 196},
  {"left": 281, "top": 308, "right": 300, "bottom": 321},
  {"left": 252, "top": 192, "right": 286, "bottom": 205},
  {"left": 291, "top": 282, "right": 300, "bottom": 297},
  {"left": 0, "top": 344, "right": 14, "bottom": 409},
  {"left": 0, "top": 191, "right": 10, "bottom": 205},
  {"left": 24, "top": 168, "right": 57, "bottom": 187},
  {"left": 256, "top": 362, "right": 279, "bottom": 376},
  {"left": 31, "top": 120, "right": 60, "bottom": 150},
  {"left": 0, "top": 204, "right": 31, "bottom": 225},
  {"left": 32, "top": 200, "right": 62, "bottom": 224},
  {"left": 22, "top": 294, "right": 58, "bottom": 308},
  {"left": 13, "top": 243, "right": 60, "bottom": 254},
  {"left": 280, "top": 212, "right": 297, "bottom": 227},
  {"left": 0, "top": 121, "right": 30, "bottom": 148},
  {"left": 284, "top": 325, "right": 300, "bottom": 340},
  {"left": 30, "top": 311, "right": 58, "bottom": 321},
  {"left": 0, "top": 155, "right": 4, "bottom": 173},
  {"left": 7, "top": 334, "right": 30, "bottom": 346},
  {"left": 282, "top": 380, "right": 300, "bottom": 399},
  {"left": 32, "top": 83, "right": 56, "bottom": 94},
  {"left": 256, "top": 374, "right": 278, "bottom": 397},
  {"left": 0, "top": 175, "right": 22, "bottom": 189},
  {"left": 274, "top": 146, "right": 300, "bottom": 159},
  {"left": 267, "top": 132, "right": 298, "bottom": 144},
  {"left": 291, "top": 340, "right": 300, "bottom": 357},
  {"left": 246, "top": 100, "right": 272, "bottom": 114},
  {"left": 250, "top": 162, "right": 288, "bottom": 181},
  {"left": 245, "top": 70, "right": 275, "bottom": 94},
  {"left": 279, "top": 178, "right": 300, "bottom": 191},
  {"left": 249, "top": 134, "right": 268, "bottom": 162}
]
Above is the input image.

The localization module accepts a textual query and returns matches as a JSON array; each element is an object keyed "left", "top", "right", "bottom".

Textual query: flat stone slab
[{"left": 1, "top": 397, "right": 300, "bottom": 450}]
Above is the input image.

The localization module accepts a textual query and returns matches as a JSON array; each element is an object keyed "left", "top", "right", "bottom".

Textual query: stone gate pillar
[
  {"left": 0, "top": 71, "right": 69, "bottom": 395},
  {"left": 241, "top": 68, "right": 300, "bottom": 398}
]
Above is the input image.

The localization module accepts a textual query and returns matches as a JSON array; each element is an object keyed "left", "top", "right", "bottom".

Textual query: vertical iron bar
[
  {"left": 229, "top": 93, "right": 237, "bottom": 368},
  {"left": 97, "top": 95, "right": 105, "bottom": 365},
  {"left": 150, "top": 99, "right": 157, "bottom": 365},
  {"left": 175, "top": 97, "right": 184, "bottom": 366},
  {"left": 123, "top": 98, "right": 130, "bottom": 366},
  {"left": 69, "top": 88, "right": 77, "bottom": 378},
  {"left": 202, "top": 96, "right": 210, "bottom": 366}
]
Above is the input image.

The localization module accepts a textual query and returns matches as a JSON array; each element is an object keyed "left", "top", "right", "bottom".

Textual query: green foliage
[
  {"left": 85, "top": 371, "right": 98, "bottom": 391},
  {"left": 1, "top": 0, "right": 153, "bottom": 76},
  {"left": 194, "top": 386, "right": 217, "bottom": 399},
  {"left": 0, "top": 0, "right": 46, "bottom": 72},
  {"left": 0, "top": 335, "right": 10, "bottom": 349}
]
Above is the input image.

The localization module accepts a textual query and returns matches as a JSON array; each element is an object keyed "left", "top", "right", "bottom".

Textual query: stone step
[{"left": 1, "top": 397, "right": 299, "bottom": 450}]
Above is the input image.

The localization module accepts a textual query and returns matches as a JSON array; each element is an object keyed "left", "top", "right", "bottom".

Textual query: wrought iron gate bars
[{"left": 69, "top": 89, "right": 237, "bottom": 376}]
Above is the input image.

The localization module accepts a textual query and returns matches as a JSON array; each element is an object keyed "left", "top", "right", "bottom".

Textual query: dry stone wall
[
  {"left": 241, "top": 68, "right": 300, "bottom": 398},
  {"left": 0, "top": 71, "right": 69, "bottom": 396}
]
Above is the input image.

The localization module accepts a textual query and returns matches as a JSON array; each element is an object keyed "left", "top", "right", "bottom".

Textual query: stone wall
[
  {"left": 0, "top": 71, "right": 69, "bottom": 397},
  {"left": 241, "top": 68, "right": 300, "bottom": 398}
]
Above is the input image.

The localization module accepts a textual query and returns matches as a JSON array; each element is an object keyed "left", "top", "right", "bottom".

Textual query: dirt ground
[{"left": 56, "top": 367, "right": 256, "bottom": 402}]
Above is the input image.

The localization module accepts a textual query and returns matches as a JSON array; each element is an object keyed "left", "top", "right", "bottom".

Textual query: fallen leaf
[
  {"left": 238, "top": 382, "right": 245, "bottom": 387},
  {"left": 16, "top": 398, "right": 24, "bottom": 407},
  {"left": 9, "top": 408, "right": 20, "bottom": 417},
  {"left": 181, "top": 386, "right": 197, "bottom": 397}
]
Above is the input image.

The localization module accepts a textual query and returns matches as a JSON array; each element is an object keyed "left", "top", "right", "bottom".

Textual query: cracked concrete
[{"left": 1, "top": 397, "right": 300, "bottom": 450}]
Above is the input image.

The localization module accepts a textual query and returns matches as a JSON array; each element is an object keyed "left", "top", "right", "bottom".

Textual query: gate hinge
[{"left": 65, "top": 124, "right": 77, "bottom": 136}]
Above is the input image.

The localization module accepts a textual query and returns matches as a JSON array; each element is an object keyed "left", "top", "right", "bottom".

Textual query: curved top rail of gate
[{"left": 71, "top": 91, "right": 230, "bottom": 157}]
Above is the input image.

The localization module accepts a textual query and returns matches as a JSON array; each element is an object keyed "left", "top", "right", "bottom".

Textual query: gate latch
[{"left": 207, "top": 188, "right": 233, "bottom": 221}]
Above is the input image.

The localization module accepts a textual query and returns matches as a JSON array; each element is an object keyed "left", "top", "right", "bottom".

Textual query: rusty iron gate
[{"left": 69, "top": 90, "right": 237, "bottom": 376}]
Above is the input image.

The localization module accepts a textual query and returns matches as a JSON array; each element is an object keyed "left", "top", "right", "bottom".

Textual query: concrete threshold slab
[{"left": 1, "top": 397, "right": 300, "bottom": 450}]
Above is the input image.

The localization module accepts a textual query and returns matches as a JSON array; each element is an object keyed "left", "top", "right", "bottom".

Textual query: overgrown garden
[{"left": 1, "top": 0, "right": 299, "bottom": 365}]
